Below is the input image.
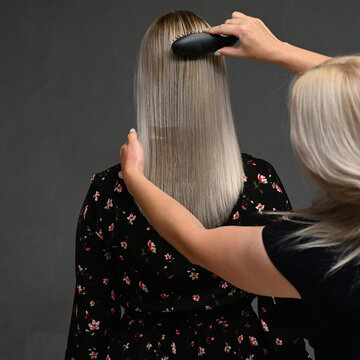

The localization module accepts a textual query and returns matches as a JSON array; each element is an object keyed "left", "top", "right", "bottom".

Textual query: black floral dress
[{"left": 65, "top": 154, "right": 309, "bottom": 360}]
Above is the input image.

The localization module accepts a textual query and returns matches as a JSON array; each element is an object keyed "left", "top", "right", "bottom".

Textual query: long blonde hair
[
  {"left": 134, "top": 11, "right": 244, "bottom": 228},
  {"left": 289, "top": 56, "right": 360, "bottom": 274}
]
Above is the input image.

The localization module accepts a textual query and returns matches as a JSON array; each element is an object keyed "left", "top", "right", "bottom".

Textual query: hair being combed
[
  {"left": 134, "top": 10, "right": 244, "bottom": 229},
  {"left": 288, "top": 55, "right": 360, "bottom": 274}
]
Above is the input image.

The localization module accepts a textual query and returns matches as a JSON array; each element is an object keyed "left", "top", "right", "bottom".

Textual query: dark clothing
[
  {"left": 263, "top": 220, "right": 360, "bottom": 360},
  {"left": 65, "top": 154, "right": 308, "bottom": 360}
]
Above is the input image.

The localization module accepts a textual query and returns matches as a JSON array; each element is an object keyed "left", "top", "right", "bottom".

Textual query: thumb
[
  {"left": 127, "top": 128, "right": 137, "bottom": 142},
  {"left": 218, "top": 46, "right": 245, "bottom": 58}
]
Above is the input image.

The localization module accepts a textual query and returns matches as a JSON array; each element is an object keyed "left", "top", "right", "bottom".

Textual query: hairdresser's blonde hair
[
  {"left": 289, "top": 55, "right": 360, "bottom": 274},
  {"left": 134, "top": 11, "right": 244, "bottom": 228}
]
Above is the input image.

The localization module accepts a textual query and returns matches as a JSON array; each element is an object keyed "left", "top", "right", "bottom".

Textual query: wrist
[{"left": 123, "top": 171, "right": 146, "bottom": 194}]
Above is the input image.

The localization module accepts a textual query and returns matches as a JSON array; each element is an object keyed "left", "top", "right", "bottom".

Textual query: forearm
[
  {"left": 126, "top": 173, "right": 206, "bottom": 263},
  {"left": 272, "top": 41, "right": 331, "bottom": 74}
]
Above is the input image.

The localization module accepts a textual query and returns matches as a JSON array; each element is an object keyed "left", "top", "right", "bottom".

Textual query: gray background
[{"left": 1, "top": 0, "right": 359, "bottom": 359}]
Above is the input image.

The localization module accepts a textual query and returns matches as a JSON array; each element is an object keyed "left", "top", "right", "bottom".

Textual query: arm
[
  {"left": 207, "top": 11, "right": 331, "bottom": 74},
  {"left": 65, "top": 175, "right": 120, "bottom": 360},
  {"left": 119, "top": 130, "right": 300, "bottom": 299}
]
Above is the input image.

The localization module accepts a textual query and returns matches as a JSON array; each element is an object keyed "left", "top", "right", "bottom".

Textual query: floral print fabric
[{"left": 65, "top": 154, "right": 309, "bottom": 360}]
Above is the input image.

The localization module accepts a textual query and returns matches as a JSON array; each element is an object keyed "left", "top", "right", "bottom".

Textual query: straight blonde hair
[
  {"left": 134, "top": 11, "right": 244, "bottom": 228},
  {"left": 289, "top": 56, "right": 360, "bottom": 274}
]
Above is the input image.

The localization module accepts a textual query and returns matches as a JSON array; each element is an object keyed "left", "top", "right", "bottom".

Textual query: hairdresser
[{"left": 119, "top": 11, "right": 360, "bottom": 360}]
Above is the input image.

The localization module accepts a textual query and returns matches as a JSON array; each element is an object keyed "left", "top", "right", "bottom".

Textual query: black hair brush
[{"left": 171, "top": 32, "right": 238, "bottom": 57}]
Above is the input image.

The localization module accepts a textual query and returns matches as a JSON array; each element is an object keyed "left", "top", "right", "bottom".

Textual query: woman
[
  {"left": 119, "top": 12, "right": 360, "bottom": 360},
  {"left": 66, "top": 11, "right": 310, "bottom": 360}
]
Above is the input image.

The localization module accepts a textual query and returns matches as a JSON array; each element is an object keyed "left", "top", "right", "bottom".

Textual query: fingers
[
  {"left": 207, "top": 23, "right": 239, "bottom": 36},
  {"left": 218, "top": 46, "right": 244, "bottom": 58},
  {"left": 232, "top": 11, "right": 247, "bottom": 19}
]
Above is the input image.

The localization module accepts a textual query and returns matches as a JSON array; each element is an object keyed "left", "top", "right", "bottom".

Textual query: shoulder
[
  {"left": 241, "top": 153, "right": 279, "bottom": 181},
  {"left": 87, "top": 163, "right": 130, "bottom": 204}
]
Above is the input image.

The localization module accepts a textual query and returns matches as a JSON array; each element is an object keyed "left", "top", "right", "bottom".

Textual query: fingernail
[
  {"left": 118, "top": 171, "right": 123, "bottom": 179},
  {"left": 129, "top": 128, "right": 136, "bottom": 133},
  {"left": 214, "top": 51, "right": 221, "bottom": 56},
  {"left": 203, "top": 28, "right": 210, "bottom": 32}
]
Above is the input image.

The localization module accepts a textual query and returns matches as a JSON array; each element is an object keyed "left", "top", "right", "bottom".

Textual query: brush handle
[{"left": 172, "top": 33, "right": 238, "bottom": 57}]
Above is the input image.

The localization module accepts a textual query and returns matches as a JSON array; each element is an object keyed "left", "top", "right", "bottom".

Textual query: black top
[
  {"left": 263, "top": 220, "right": 360, "bottom": 360},
  {"left": 65, "top": 154, "right": 309, "bottom": 360}
]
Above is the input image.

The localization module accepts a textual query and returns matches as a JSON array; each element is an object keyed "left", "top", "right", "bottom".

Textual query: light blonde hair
[
  {"left": 289, "top": 56, "right": 360, "bottom": 274},
  {"left": 134, "top": 11, "right": 244, "bottom": 228}
]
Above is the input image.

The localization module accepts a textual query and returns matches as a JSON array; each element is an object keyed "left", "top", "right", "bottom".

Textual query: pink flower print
[
  {"left": 77, "top": 285, "right": 83, "bottom": 294},
  {"left": 221, "top": 282, "right": 228, "bottom": 289},
  {"left": 146, "top": 343, "right": 152, "bottom": 350},
  {"left": 275, "top": 338, "right": 283, "bottom": 346},
  {"left": 114, "top": 183, "right": 123, "bottom": 193},
  {"left": 95, "top": 230, "right": 103, "bottom": 240},
  {"left": 111, "top": 289, "right": 116, "bottom": 300},
  {"left": 119, "top": 255, "right": 124, "bottom": 261},
  {"left": 93, "top": 191, "right": 100, "bottom": 201},
  {"left": 161, "top": 334, "right": 166, "bottom": 341},
  {"left": 191, "top": 341, "right": 195, "bottom": 347},
  {"left": 104, "top": 251, "right": 111, "bottom": 260},
  {"left": 104, "top": 198, "right": 113, "bottom": 210},
  {"left": 198, "top": 347, "right": 206, "bottom": 356},
  {"left": 139, "top": 281, "right": 149, "bottom": 293},
  {"left": 192, "top": 294, "right": 200, "bottom": 302},
  {"left": 123, "top": 274, "right": 131, "bottom": 285},
  {"left": 238, "top": 335, "right": 243, "bottom": 343},
  {"left": 205, "top": 305, "right": 214, "bottom": 310},
  {"left": 255, "top": 203, "right": 265, "bottom": 212},
  {"left": 91, "top": 174, "right": 95, "bottom": 181},
  {"left": 127, "top": 213, "right": 136, "bottom": 225},
  {"left": 261, "top": 319, "right": 269, "bottom": 332},
  {"left": 146, "top": 226, "right": 151, "bottom": 231},
  {"left": 120, "top": 241, "right": 127, "bottom": 249},
  {"left": 88, "top": 319, "right": 100, "bottom": 331},
  {"left": 90, "top": 300, "right": 95, "bottom": 307},
  {"left": 224, "top": 344, "right": 231, "bottom": 353},
  {"left": 175, "top": 329, "right": 180, "bottom": 335},
  {"left": 189, "top": 272, "right": 199, "bottom": 280},
  {"left": 83, "top": 205, "right": 88, "bottom": 219},
  {"left": 242, "top": 205, "right": 247, "bottom": 210},
  {"left": 85, "top": 247, "right": 91, "bottom": 251},
  {"left": 261, "top": 307, "right": 267, "bottom": 313},
  {"left": 171, "top": 342, "right": 176, "bottom": 354},
  {"left": 249, "top": 336, "right": 258, "bottom": 346},
  {"left": 272, "top": 183, "right": 282, "bottom": 193},
  {"left": 248, "top": 160, "right": 256, "bottom": 166},
  {"left": 106, "top": 355, "right": 111, "bottom": 360},
  {"left": 77, "top": 265, "right": 83, "bottom": 272},
  {"left": 108, "top": 223, "right": 114, "bottom": 232},
  {"left": 160, "top": 293, "right": 169, "bottom": 299},
  {"left": 89, "top": 350, "right": 98, "bottom": 359},
  {"left": 257, "top": 174, "right": 268, "bottom": 184},
  {"left": 164, "top": 253, "right": 172, "bottom": 260},
  {"left": 243, "top": 176, "right": 248, "bottom": 182},
  {"left": 233, "top": 211, "right": 239, "bottom": 220},
  {"left": 103, "top": 278, "right": 109, "bottom": 285},
  {"left": 147, "top": 240, "right": 156, "bottom": 253}
]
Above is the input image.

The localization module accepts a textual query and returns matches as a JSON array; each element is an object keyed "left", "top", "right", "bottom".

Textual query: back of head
[
  {"left": 289, "top": 56, "right": 360, "bottom": 273},
  {"left": 134, "top": 11, "right": 244, "bottom": 228},
  {"left": 290, "top": 56, "right": 360, "bottom": 204}
]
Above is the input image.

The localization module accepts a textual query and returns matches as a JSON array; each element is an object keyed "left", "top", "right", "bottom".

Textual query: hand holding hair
[
  {"left": 208, "top": 11, "right": 331, "bottom": 74},
  {"left": 119, "top": 128, "right": 145, "bottom": 187}
]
